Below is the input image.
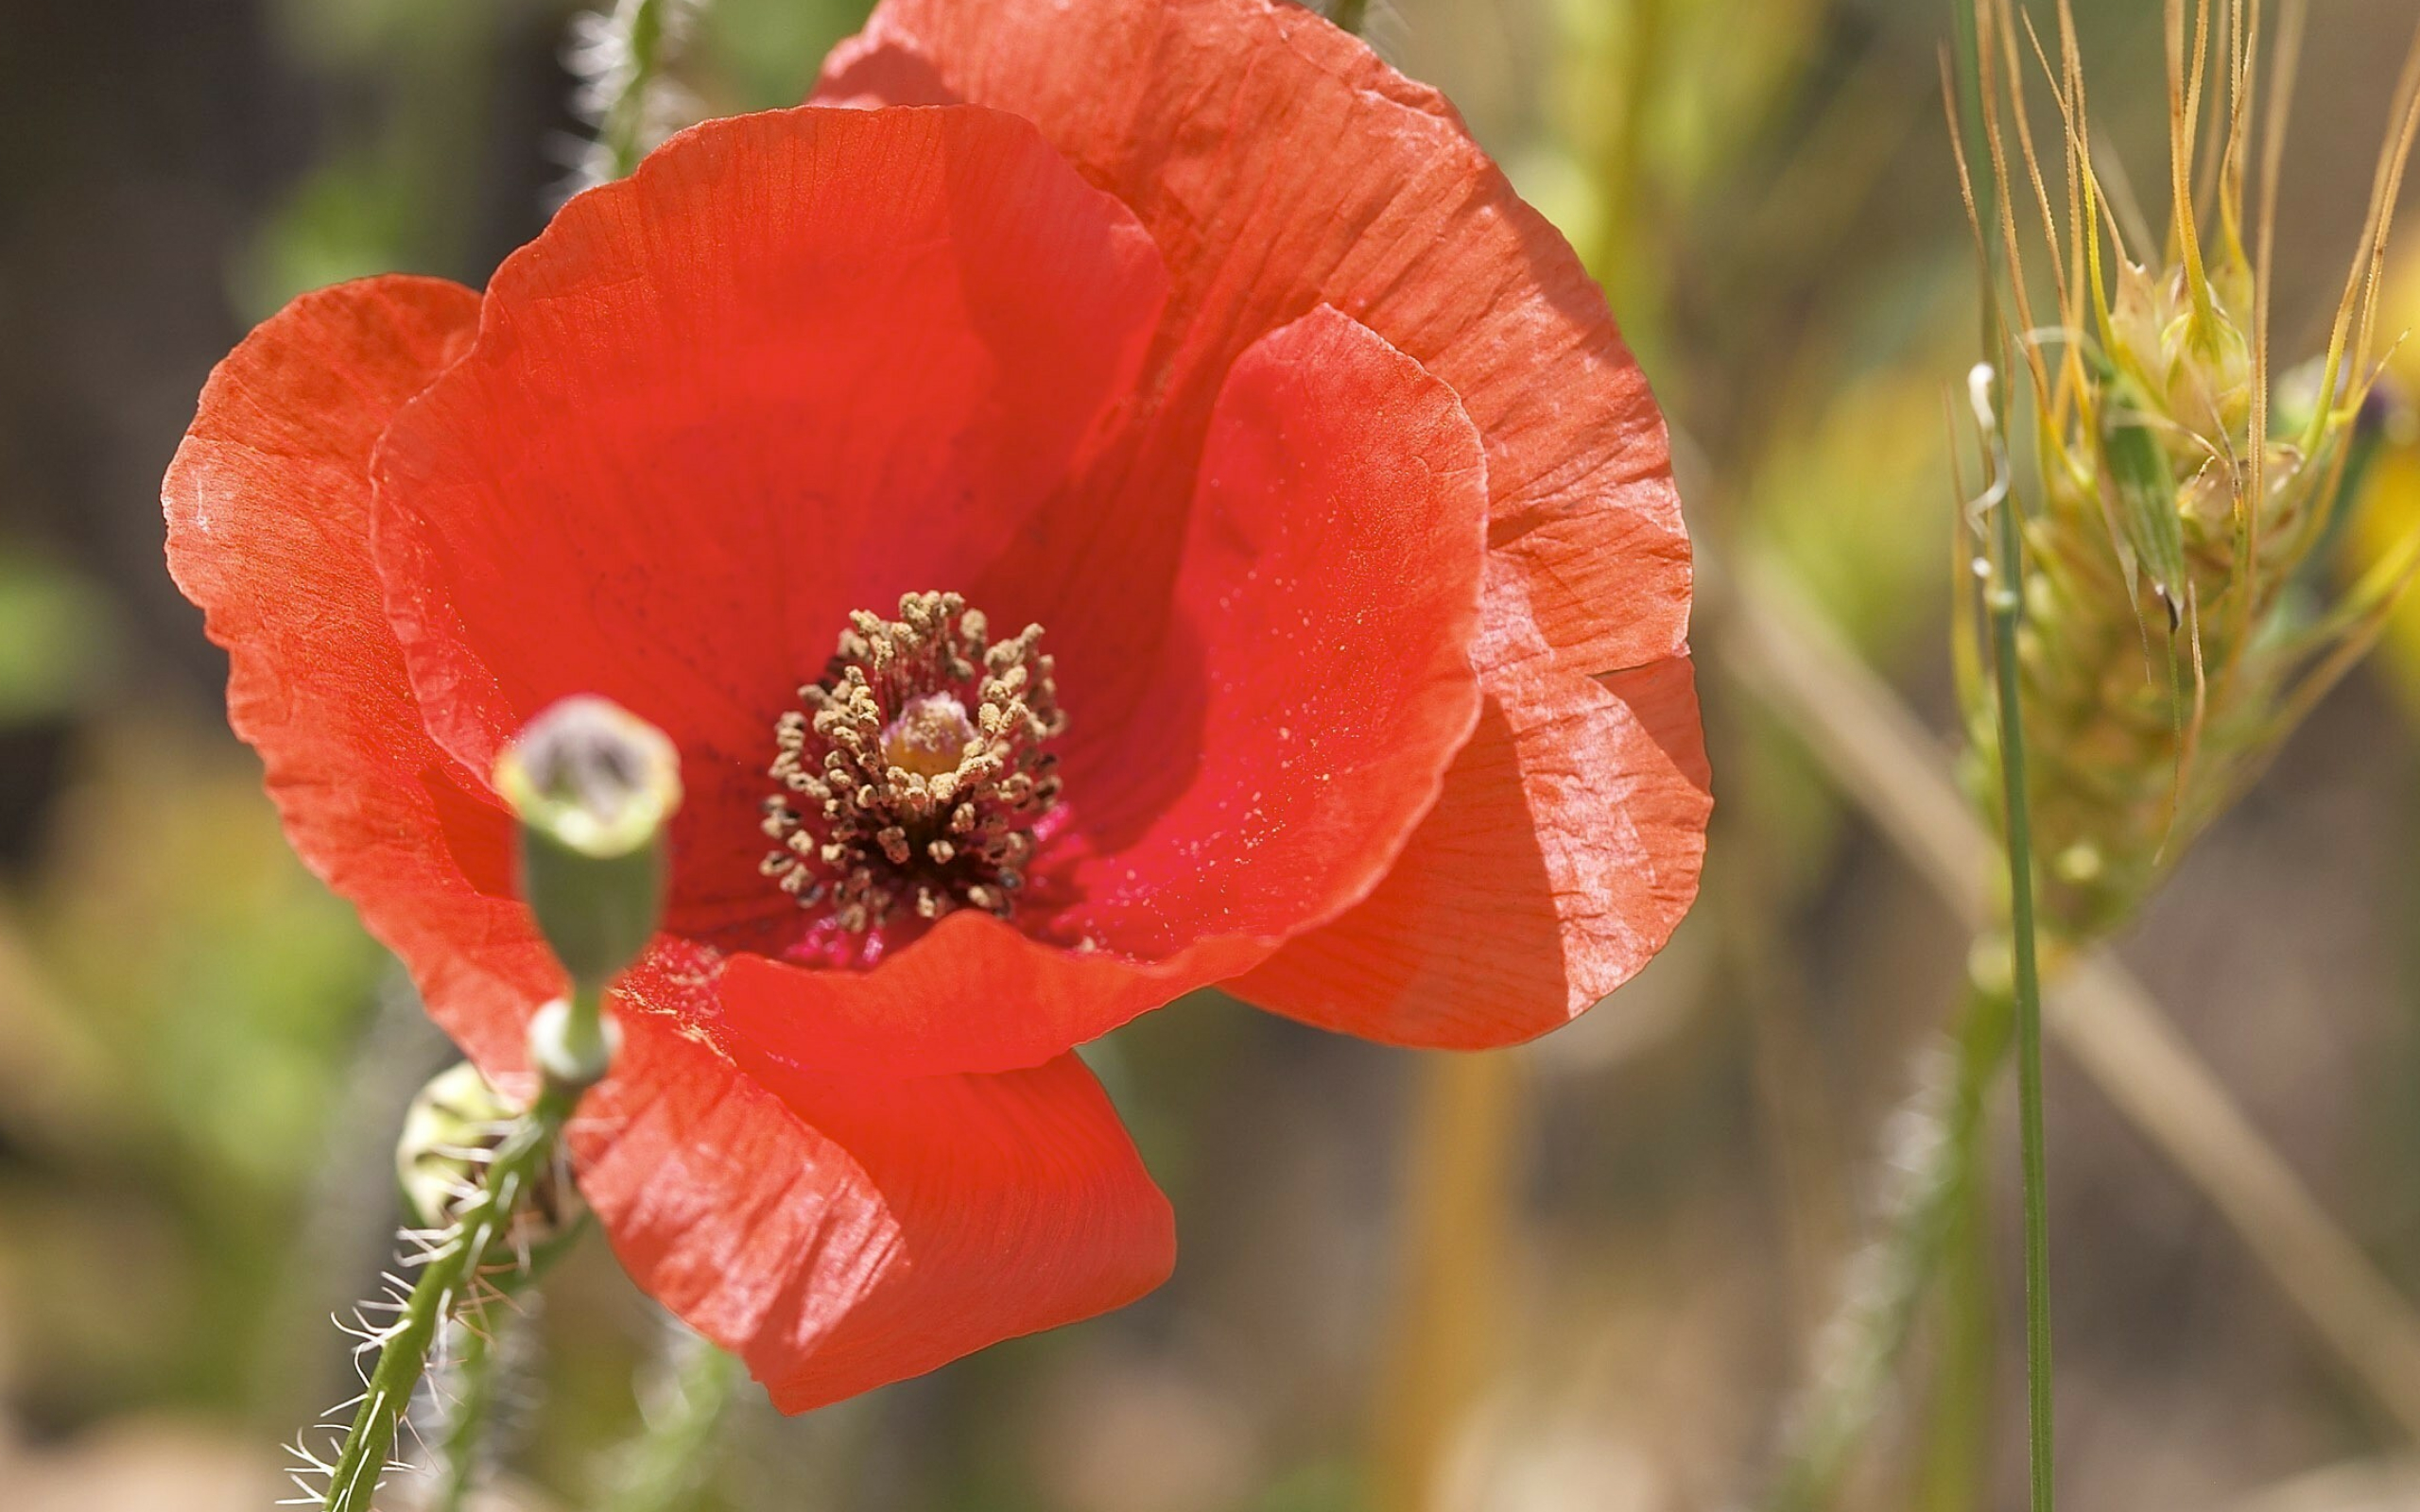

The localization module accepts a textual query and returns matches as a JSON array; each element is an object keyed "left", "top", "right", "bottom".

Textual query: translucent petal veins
[{"left": 762, "top": 591, "right": 1066, "bottom": 932}]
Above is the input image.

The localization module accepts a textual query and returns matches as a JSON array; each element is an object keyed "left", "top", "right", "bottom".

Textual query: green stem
[
  {"left": 1990, "top": 502, "right": 2056, "bottom": 1512},
  {"left": 1328, "top": 0, "right": 1369, "bottom": 36},
  {"left": 1951, "top": 4, "right": 2054, "bottom": 1505},
  {"left": 320, "top": 989, "right": 605, "bottom": 1512}
]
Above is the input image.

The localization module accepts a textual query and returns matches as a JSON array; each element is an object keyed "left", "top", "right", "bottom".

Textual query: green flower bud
[
  {"left": 396, "top": 1060, "right": 580, "bottom": 1243},
  {"left": 493, "top": 696, "right": 682, "bottom": 990}
]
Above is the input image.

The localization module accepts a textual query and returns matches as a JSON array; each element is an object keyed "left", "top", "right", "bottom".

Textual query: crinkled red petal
[
  {"left": 368, "top": 104, "right": 1170, "bottom": 951},
  {"left": 817, "top": 0, "right": 1689, "bottom": 679},
  {"left": 818, "top": 0, "right": 1710, "bottom": 1040},
  {"left": 1233, "top": 656, "right": 1710, "bottom": 1044},
  {"left": 162, "top": 276, "right": 552, "bottom": 1073}
]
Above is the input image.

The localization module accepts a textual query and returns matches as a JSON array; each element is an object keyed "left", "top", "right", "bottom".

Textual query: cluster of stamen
[{"left": 762, "top": 592, "right": 1065, "bottom": 933}]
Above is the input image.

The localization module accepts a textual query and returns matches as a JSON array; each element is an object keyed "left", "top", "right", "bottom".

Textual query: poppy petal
[
  {"left": 369, "top": 103, "right": 1170, "bottom": 936},
  {"left": 162, "top": 276, "right": 555, "bottom": 1072},
  {"left": 819, "top": 0, "right": 1708, "bottom": 1041},
  {"left": 817, "top": 0, "right": 1690, "bottom": 680},
  {"left": 715, "top": 306, "right": 1486, "bottom": 1078},
  {"left": 1047, "top": 305, "right": 1487, "bottom": 957},
  {"left": 717, "top": 911, "right": 1264, "bottom": 1085},
  {"left": 1229, "top": 655, "right": 1711, "bottom": 1045},
  {"left": 571, "top": 1006, "right": 1174, "bottom": 1413}
]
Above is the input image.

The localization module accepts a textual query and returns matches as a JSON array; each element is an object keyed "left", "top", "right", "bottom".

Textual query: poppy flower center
[{"left": 760, "top": 591, "right": 1065, "bottom": 933}]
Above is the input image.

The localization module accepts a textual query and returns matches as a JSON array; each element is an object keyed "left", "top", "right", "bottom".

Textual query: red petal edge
[
  {"left": 1233, "top": 655, "right": 1711, "bottom": 1044},
  {"left": 574, "top": 1010, "right": 1173, "bottom": 1413},
  {"left": 162, "top": 275, "right": 552, "bottom": 1074}
]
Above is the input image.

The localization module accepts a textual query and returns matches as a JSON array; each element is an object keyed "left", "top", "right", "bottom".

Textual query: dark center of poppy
[{"left": 761, "top": 591, "right": 1065, "bottom": 933}]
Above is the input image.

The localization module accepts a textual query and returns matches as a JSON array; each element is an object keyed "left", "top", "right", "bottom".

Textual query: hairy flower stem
[
  {"left": 570, "top": 0, "right": 704, "bottom": 189},
  {"left": 319, "top": 988, "right": 607, "bottom": 1512},
  {"left": 1761, "top": 988, "right": 2012, "bottom": 1512},
  {"left": 600, "top": 1327, "right": 749, "bottom": 1512},
  {"left": 429, "top": 1219, "right": 583, "bottom": 1512},
  {"left": 600, "top": 0, "right": 674, "bottom": 180},
  {"left": 429, "top": 1309, "right": 502, "bottom": 1512},
  {"left": 1763, "top": 10, "right": 2066, "bottom": 1502},
  {"left": 1915, "top": 1121, "right": 1996, "bottom": 1512}
]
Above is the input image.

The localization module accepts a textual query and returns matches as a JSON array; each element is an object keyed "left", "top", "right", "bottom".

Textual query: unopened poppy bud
[
  {"left": 396, "top": 1060, "right": 581, "bottom": 1242},
  {"left": 494, "top": 695, "right": 682, "bottom": 990}
]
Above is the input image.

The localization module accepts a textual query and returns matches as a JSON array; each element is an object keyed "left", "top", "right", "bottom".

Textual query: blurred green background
[{"left": 3, "top": 1, "right": 2420, "bottom": 1508}]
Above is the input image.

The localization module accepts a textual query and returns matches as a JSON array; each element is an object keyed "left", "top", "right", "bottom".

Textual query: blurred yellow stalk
[{"left": 1370, "top": 1051, "right": 1526, "bottom": 1512}]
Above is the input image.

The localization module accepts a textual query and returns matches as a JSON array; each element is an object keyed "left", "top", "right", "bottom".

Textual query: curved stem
[
  {"left": 319, "top": 988, "right": 604, "bottom": 1512},
  {"left": 321, "top": 1082, "right": 575, "bottom": 1511}
]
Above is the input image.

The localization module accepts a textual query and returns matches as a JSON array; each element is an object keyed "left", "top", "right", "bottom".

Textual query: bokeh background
[{"left": 5, "top": 1, "right": 2420, "bottom": 1508}]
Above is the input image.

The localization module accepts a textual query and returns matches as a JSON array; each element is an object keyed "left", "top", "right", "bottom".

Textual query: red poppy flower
[{"left": 163, "top": 0, "right": 1706, "bottom": 1411}]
